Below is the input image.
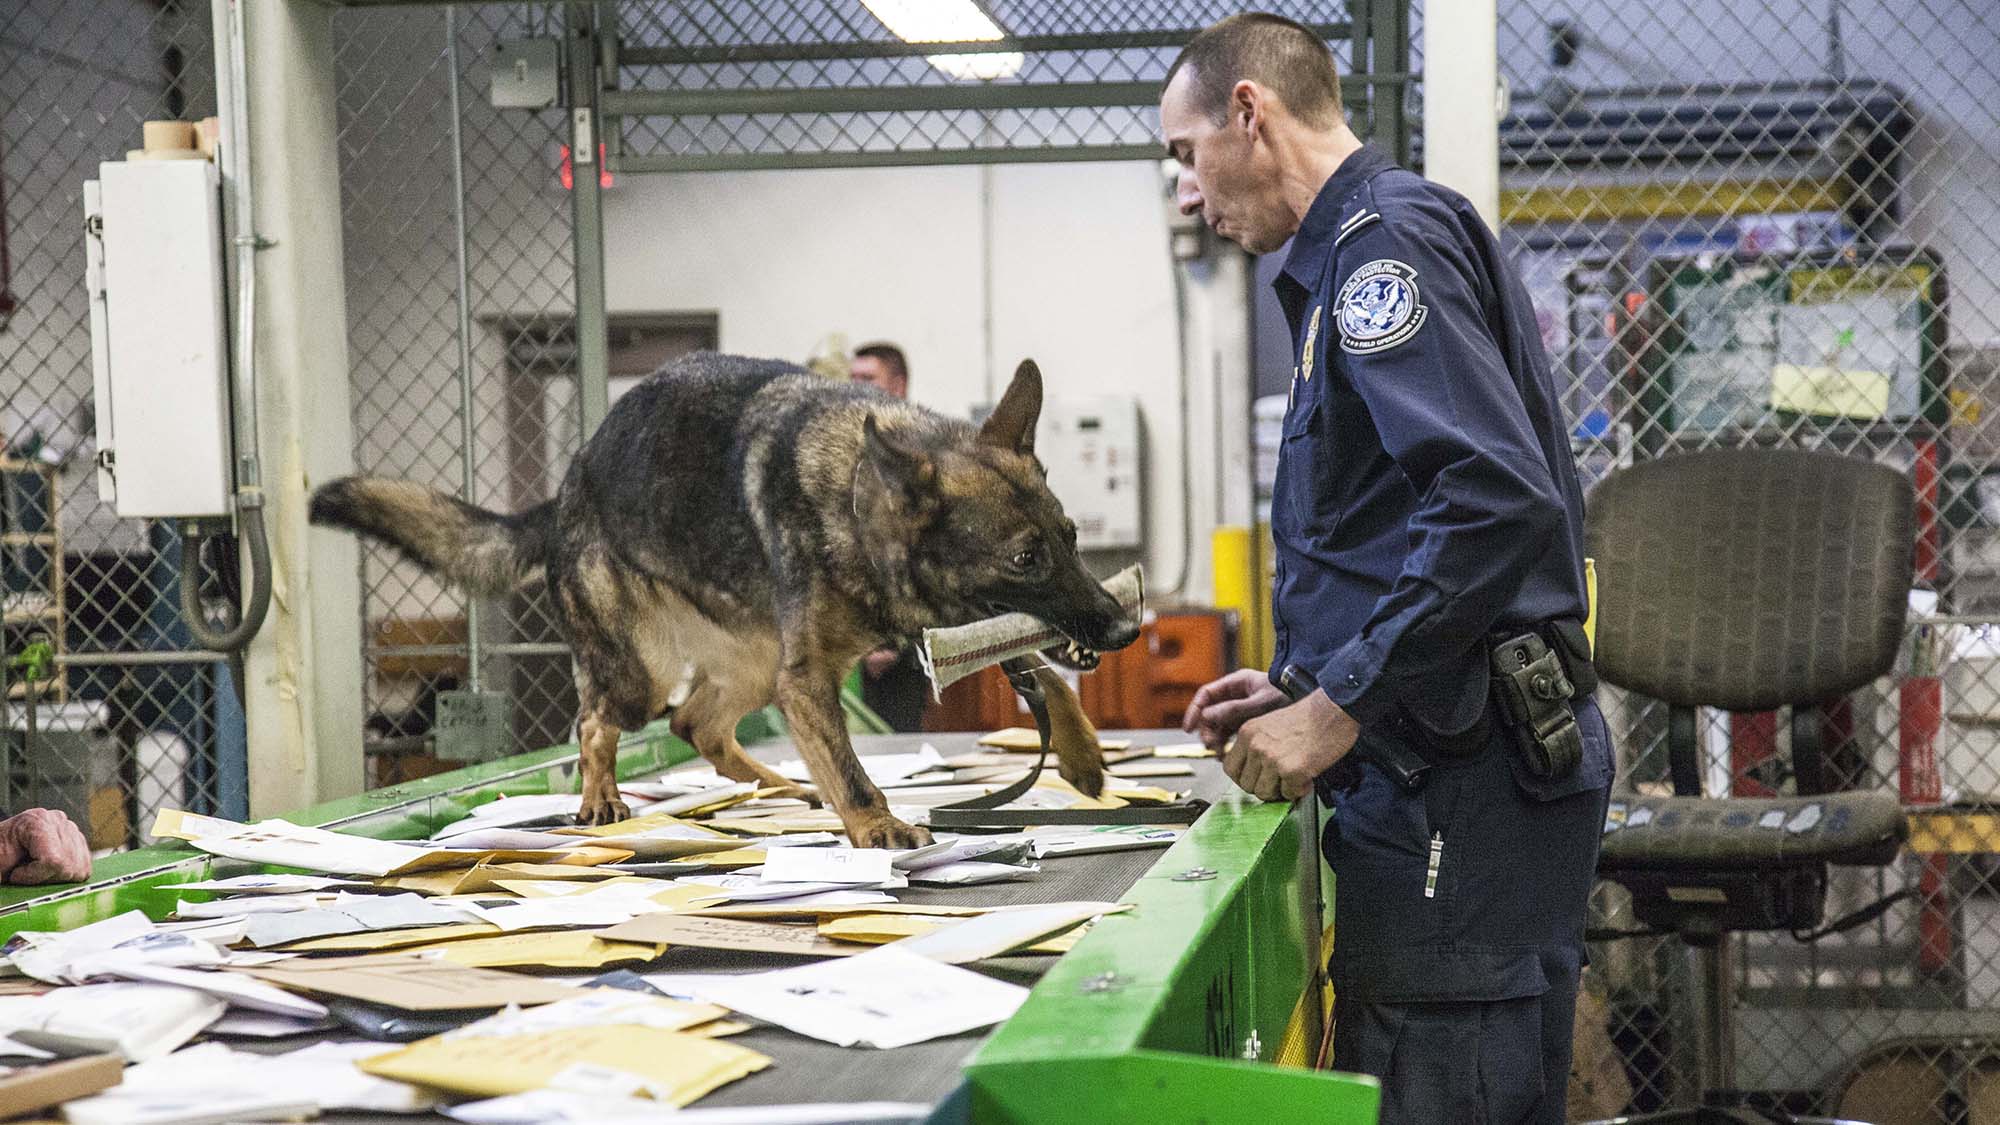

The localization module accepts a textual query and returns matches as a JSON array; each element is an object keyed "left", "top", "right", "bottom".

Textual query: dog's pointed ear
[
  {"left": 862, "top": 414, "right": 937, "bottom": 505},
  {"left": 979, "top": 359, "right": 1043, "bottom": 456}
]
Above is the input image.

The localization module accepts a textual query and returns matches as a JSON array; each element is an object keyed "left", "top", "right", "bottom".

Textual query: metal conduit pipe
[{"left": 184, "top": 0, "right": 274, "bottom": 695}]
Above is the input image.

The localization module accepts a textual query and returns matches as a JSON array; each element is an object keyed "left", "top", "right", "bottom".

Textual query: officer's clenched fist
[{"left": 1227, "top": 690, "right": 1361, "bottom": 802}]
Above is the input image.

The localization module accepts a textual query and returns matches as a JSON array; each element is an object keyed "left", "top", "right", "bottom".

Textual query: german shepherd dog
[{"left": 310, "top": 352, "right": 1140, "bottom": 847}]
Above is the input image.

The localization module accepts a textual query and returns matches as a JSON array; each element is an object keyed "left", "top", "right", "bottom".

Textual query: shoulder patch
[{"left": 1336, "top": 258, "right": 1427, "bottom": 355}]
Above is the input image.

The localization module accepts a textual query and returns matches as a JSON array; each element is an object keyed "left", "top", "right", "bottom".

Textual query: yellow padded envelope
[
  {"left": 359, "top": 1026, "right": 770, "bottom": 1103},
  {"left": 413, "top": 930, "right": 665, "bottom": 971}
]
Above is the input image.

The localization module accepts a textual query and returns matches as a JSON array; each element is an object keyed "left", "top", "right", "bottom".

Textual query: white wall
[{"left": 603, "top": 160, "right": 1208, "bottom": 595}]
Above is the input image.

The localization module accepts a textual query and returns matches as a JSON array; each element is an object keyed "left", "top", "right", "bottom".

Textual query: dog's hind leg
[
  {"left": 576, "top": 711, "right": 631, "bottom": 826},
  {"left": 671, "top": 706, "right": 806, "bottom": 801}
]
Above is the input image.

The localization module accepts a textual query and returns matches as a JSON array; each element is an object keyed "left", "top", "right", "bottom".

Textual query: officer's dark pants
[
  {"left": 1326, "top": 697, "right": 1613, "bottom": 1125},
  {"left": 860, "top": 648, "right": 930, "bottom": 733}
]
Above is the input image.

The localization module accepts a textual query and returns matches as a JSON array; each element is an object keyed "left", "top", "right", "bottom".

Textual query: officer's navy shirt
[{"left": 1270, "top": 144, "right": 1592, "bottom": 752}]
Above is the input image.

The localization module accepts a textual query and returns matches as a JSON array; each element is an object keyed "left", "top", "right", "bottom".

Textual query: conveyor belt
[{"left": 281, "top": 729, "right": 1222, "bottom": 1121}]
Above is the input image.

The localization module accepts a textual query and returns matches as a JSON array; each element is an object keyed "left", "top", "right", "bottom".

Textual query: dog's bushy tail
[{"left": 309, "top": 477, "right": 553, "bottom": 595}]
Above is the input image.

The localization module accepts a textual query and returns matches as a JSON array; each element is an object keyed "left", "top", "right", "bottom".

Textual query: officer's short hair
[
  {"left": 1167, "top": 14, "right": 1344, "bottom": 130},
  {"left": 855, "top": 342, "right": 909, "bottom": 384}
]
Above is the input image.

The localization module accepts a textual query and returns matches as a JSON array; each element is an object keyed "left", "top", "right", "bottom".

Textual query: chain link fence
[
  {"left": 1471, "top": 0, "right": 2000, "bottom": 1116},
  {"left": 333, "top": 3, "right": 583, "bottom": 785},
  {"left": 0, "top": 0, "right": 235, "bottom": 849}
]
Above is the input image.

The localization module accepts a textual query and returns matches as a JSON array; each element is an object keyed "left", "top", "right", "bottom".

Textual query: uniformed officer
[{"left": 1167, "top": 15, "right": 1615, "bottom": 1123}]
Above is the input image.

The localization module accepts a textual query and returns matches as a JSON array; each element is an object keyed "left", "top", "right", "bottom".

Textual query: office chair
[{"left": 1585, "top": 447, "right": 1913, "bottom": 1123}]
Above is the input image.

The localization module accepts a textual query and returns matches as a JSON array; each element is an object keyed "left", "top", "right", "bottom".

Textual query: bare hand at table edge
[
  {"left": 1184, "top": 668, "right": 1361, "bottom": 801},
  {"left": 0, "top": 808, "right": 91, "bottom": 885}
]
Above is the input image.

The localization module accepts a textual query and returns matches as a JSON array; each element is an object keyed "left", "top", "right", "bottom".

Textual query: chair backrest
[{"left": 1586, "top": 447, "right": 1915, "bottom": 711}]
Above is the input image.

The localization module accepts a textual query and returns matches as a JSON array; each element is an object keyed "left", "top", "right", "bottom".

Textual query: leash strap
[{"left": 927, "top": 665, "right": 1207, "bottom": 830}]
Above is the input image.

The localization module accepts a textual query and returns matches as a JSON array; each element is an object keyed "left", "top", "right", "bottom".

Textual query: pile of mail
[{"left": 0, "top": 735, "right": 1200, "bottom": 1122}]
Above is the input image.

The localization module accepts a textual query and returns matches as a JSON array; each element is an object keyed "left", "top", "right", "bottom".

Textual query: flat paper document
[
  {"left": 0, "top": 982, "right": 223, "bottom": 1062},
  {"left": 62, "top": 1040, "right": 437, "bottom": 1120},
  {"left": 817, "top": 914, "right": 1086, "bottom": 955},
  {"left": 6, "top": 911, "right": 156, "bottom": 984},
  {"left": 422, "top": 827, "right": 588, "bottom": 852},
  {"left": 153, "top": 811, "right": 441, "bottom": 876},
  {"left": 772, "top": 745, "right": 944, "bottom": 787},
  {"left": 243, "top": 893, "right": 479, "bottom": 948},
  {"left": 1102, "top": 779, "right": 1182, "bottom": 802},
  {"left": 581, "top": 834, "right": 754, "bottom": 861},
  {"left": 68, "top": 958, "right": 326, "bottom": 1019},
  {"left": 493, "top": 875, "right": 683, "bottom": 901},
  {"left": 891, "top": 836, "right": 1033, "bottom": 871},
  {"left": 412, "top": 931, "right": 664, "bottom": 971},
  {"left": 60, "top": 932, "right": 231, "bottom": 982},
  {"left": 204, "top": 1009, "right": 335, "bottom": 1038},
  {"left": 277, "top": 921, "right": 500, "bottom": 954},
  {"left": 905, "top": 861, "right": 1038, "bottom": 886},
  {"left": 462, "top": 898, "right": 643, "bottom": 933},
  {"left": 759, "top": 847, "right": 892, "bottom": 886},
  {"left": 172, "top": 893, "right": 330, "bottom": 919},
  {"left": 683, "top": 898, "right": 970, "bottom": 921},
  {"left": 167, "top": 874, "right": 363, "bottom": 895},
  {"left": 895, "top": 901, "right": 1126, "bottom": 964},
  {"left": 446, "top": 1090, "right": 932, "bottom": 1125},
  {"left": 150, "top": 917, "right": 251, "bottom": 946},
  {"left": 977, "top": 727, "right": 1132, "bottom": 752},
  {"left": 238, "top": 955, "right": 579, "bottom": 1011},
  {"left": 446, "top": 990, "right": 724, "bottom": 1039},
  {"left": 359, "top": 1025, "right": 770, "bottom": 1103},
  {"left": 432, "top": 795, "right": 583, "bottom": 838},
  {"left": 707, "top": 809, "right": 852, "bottom": 833},
  {"left": 1029, "top": 824, "right": 1183, "bottom": 857},
  {"left": 614, "top": 778, "right": 720, "bottom": 800},
  {"left": 759, "top": 832, "right": 841, "bottom": 848},
  {"left": 682, "top": 874, "right": 904, "bottom": 904},
  {"left": 921, "top": 564, "right": 1142, "bottom": 693},
  {"left": 649, "top": 782, "right": 757, "bottom": 819},
  {"left": 603, "top": 914, "right": 864, "bottom": 958},
  {"left": 699, "top": 946, "right": 1027, "bottom": 1048},
  {"left": 1108, "top": 760, "right": 1196, "bottom": 778},
  {"left": 637, "top": 973, "right": 753, "bottom": 1004},
  {"left": 62, "top": 1087, "right": 316, "bottom": 1125},
  {"left": 27, "top": 934, "right": 230, "bottom": 991},
  {"left": 145, "top": 809, "right": 244, "bottom": 842}
]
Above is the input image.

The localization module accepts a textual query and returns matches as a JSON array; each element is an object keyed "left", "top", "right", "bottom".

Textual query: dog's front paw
[
  {"left": 578, "top": 793, "right": 631, "bottom": 827},
  {"left": 1056, "top": 752, "right": 1106, "bottom": 799},
  {"left": 845, "top": 814, "right": 932, "bottom": 849}
]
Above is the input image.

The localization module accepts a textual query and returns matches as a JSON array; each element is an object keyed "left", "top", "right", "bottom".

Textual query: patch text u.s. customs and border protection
[{"left": 1336, "top": 258, "right": 1428, "bottom": 356}]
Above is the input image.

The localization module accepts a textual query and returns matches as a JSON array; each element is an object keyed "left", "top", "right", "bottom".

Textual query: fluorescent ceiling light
[{"left": 861, "top": 0, "right": 1024, "bottom": 81}]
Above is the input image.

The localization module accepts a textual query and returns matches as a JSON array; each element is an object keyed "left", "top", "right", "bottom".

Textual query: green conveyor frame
[{"left": 0, "top": 723, "right": 1379, "bottom": 1124}]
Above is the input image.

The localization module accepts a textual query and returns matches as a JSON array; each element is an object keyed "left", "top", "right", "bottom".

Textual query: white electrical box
[
  {"left": 1038, "top": 396, "right": 1143, "bottom": 550},
  {"left": 85, "top": 159, "right": 233, "bottom": 518}
]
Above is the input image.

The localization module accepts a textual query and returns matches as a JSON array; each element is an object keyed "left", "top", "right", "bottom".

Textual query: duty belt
[{"left": 1488, "top": 619, "right": 1595, "bottom": 781}]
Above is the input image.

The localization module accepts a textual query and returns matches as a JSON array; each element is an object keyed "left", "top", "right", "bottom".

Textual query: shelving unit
[{"left": 1, "top": 459, "right": 67, "bottom": 704}]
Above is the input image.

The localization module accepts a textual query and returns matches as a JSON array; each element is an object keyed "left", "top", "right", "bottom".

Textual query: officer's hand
[
  {"left": 1225, "top": 691, "right": 1361, "bottom": 802},
  {"left": 1182, "top": 668, "right": 1286, "bottom": 750},
  {"left": 0, "top": 808, "right": 91, "bottom": 885}
]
